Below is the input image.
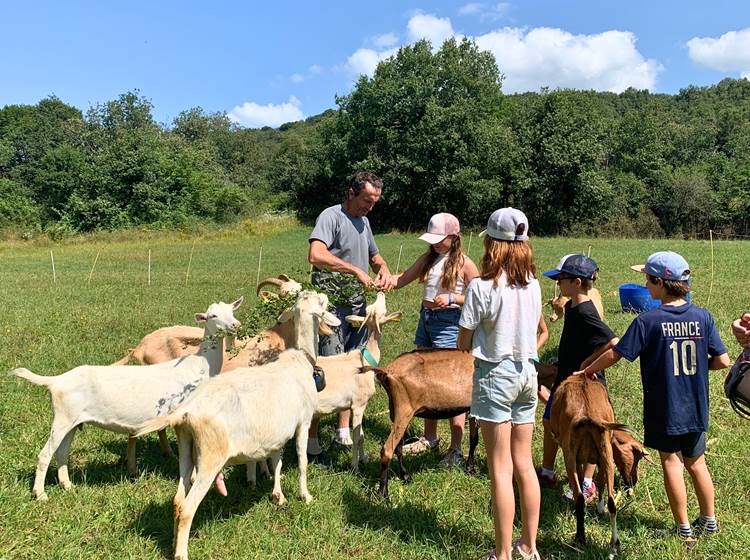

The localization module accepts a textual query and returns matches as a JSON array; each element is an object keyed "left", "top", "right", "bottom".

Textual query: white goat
[
  {"left": 13, "top": 298, "right": 243, "bottom": 501},
  {"left": 112, "top": 275, "right": 303, "bottom": 369},
  {"left": 244, "top": 291, "right": 401, "bottom": 482},
  {"left": 316, "top": 292, "right": 401, "bottom": 470},
  {"left": 134, "top": 290, "right": 339, "bottom": 560}
]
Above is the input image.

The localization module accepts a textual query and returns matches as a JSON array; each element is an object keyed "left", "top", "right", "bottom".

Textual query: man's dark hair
[
  {"left": 647, "top": 274, "right": 690, "bottom": 297},
  {"left": 349, "top": 171, "right": 383, "bottom": 195}
]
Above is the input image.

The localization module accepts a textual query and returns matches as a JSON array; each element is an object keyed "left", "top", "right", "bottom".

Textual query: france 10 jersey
[{"left": 614, "top": 303, "right": 727, "bottom": 437}]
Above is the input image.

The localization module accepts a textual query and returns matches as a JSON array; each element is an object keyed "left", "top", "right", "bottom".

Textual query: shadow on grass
[
  {"left": 131, "top": 471, "right": 280, "bottom": 558},
  {"left": 534, "top": 486, "right": 672, "bottom": 559},
  {"left": 341, "top": 487, "right": 478, "bottom": 549},
  {"left": 16, "top": 435, "right": 180, "bottom": 493}
]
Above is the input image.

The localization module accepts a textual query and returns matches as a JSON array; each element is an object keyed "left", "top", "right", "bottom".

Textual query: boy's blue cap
[
  {"left": 543, "top": 254, "right": 599, "bottom": 280},
  {"left": 630, "top": 251, "right": 690, "bottom": 281}
]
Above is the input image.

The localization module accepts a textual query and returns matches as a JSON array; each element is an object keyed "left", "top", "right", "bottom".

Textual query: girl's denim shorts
[
  {"left": 414, "top": 307, "right": 461, "bottom": 348},
  {"left": 471, "top": 357, "right": 538, "bottom": 424}
]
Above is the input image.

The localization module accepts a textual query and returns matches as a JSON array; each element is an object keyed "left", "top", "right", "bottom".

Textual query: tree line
[{"left": 2, "top": 38, "right": 750, "bottom": 238}]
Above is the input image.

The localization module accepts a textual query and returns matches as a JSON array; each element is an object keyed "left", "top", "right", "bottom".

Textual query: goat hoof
[
  {"left": 301, "top": 493, "right": 313, "bottom": 504},
  {"left": 271, "top": 492, "right": 286, "bottom": 506},
  {"left": 60, "top": 481, "right": 73, "bottom": 491},
  {"left": 34, "top": 492, "right": 49, "bottom": 502}
]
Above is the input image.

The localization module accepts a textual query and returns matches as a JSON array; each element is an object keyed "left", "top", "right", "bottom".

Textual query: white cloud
[
  {"left": 346, "top": 47, "right": 398, "bottom": 77},
  {"left": 290, "top": 73, "right": 305, "bottom": 83},
  {"left": 372, "top": 32, "right": 398, "bottom": 48},
  {"left": 475, "top": 27, "right": 661, "bottom": 92},
  {"left": 687, "top": 28, "right": 750, "bottom": 74},
  {"left": 459, "top": 3, "right": 483, "bottom": 16},
  {"left": 460, "top": 2, "right": 511, "bottom": 22},
  {"left": 309, "top": 64, "right": 323, "bottom": 74},
  {"left": 228, "top": 96, "right": 305, "bottom": 128},
  {"left": 407, "top": 13, "right": 459, "bottom": 47},
  {"left": 341, "top": 13, "right": 660, "bottom": 92}
]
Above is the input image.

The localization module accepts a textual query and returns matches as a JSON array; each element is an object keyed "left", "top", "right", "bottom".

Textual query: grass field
[{"left": 1, "top": 223, "right": 749, "bottom": 559}]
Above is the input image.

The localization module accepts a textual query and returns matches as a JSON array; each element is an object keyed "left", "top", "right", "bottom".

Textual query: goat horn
[{"left": 256, "top": 277, "right": 284, "bottom": 294}]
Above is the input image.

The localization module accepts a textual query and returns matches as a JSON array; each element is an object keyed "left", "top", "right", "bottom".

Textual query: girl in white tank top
[{"left": 392, "top": 213, "right": 478, "bottom": 464}]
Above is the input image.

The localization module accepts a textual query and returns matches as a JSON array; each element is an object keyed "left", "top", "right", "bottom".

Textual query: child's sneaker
[
  {"left": 536, "top": 467, "right": 557, "bottom": 488},
  {"left": 692, "top": 516, "right": 719, "bottom": 536},
  {"left": 563, "top": 480, "right": 597, "bottom": 504},
  {"left": 401, "top": 436, "right": 439, "bottom": 455}
]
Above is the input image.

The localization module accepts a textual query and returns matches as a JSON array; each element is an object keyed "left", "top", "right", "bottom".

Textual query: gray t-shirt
[{"left": 309, "top": 204, "right": 379, "bottom": 273}]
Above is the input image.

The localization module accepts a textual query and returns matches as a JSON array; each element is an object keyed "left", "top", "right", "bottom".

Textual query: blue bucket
[{"left": 619, "top": 283, "right": 661, "bottom": 313}]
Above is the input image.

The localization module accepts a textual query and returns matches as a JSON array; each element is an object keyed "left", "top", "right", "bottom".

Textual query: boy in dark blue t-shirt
[
  {"left": 576, "top": 251, "right": 730, "bottom": 547},
  {"left": 536, "top": 254, "right": 619, "bottom": 504}
]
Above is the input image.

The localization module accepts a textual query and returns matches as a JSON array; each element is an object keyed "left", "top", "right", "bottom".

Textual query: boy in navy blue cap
[
  {"left": 576, "top": 251, "right": 730, "bottom": 546},
  {"left": 536, "top": 254, "right": 619, "bottom": 503}
]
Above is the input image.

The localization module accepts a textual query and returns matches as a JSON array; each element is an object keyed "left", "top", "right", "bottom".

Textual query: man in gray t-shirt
[{"left": 306, "top": 171, "right": 395, "bottom": 464}]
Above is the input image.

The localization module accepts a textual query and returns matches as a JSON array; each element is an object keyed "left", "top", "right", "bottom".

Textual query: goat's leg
[
  {"left": 394, "top": 437, "right": 408, "bottom": 482},
  {"left": 173, "top": 461, "right": 222, "bottom": 560},
  {"left": 127, "top": 436, "right": 138, "bottom": 475},
  {"left": 260, "top": 459, "right": 271, "bottom": 479},
  {"left": 269, "top": 451, "right": 286, "bottom": 505},
  {"left": 54, "top": 428, "right": 77, "bottom": 491},
  {"left": 174, "top": 428, "right": 193, "bottom": 506},
  {"left": 295, "top": 422, "right": 313, "bottom": 504},
  {"left": 350, "top": 406, "right": 367, "bottom": 471},
  {"left": 158, "top": 429, "right": 174, "bottom": 457},
  {"left": 379, "top": 408, "right": 414, "bottom": 499},
  {"left": 32, "top": 419, "right": 76, "bottom": 501},
  {"left": 603, "top": 449, "right": 620, "bottom": 558},
  {"left": 465, "top": 416, "right": 479, "bottom": 475},
  {"left": 246, "top": 462, "right": 257, "bottom": 488},
  {"left": 563, "top": 448, "right": 585, "bottom": 544}
]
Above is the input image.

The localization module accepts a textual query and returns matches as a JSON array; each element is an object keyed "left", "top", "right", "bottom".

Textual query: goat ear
[
  {"left": 318, "top": 322, "right": 334, "bottom": 337},
  {"left": 323, "top": 311, "right": 342, "bottom": 327},
  {"left": 383, "top": 312, "right": 402, "bottom": 323},
  {"left": 195, "top": 313, "right": 207, "bottom": 323},
  {"left": 345, "top": 315, "right": 365, "bottom": 327},
  {"left": 642, "top": 449, "right": 656, "bottom": 465},
  {"left": 278, "top": 274, "right": 291, "bottom": 281},
  {"left": 232, "top": 296, "right": 244, "bottom": 310},
  {"left": 277, "top": 308, "right": 294, "bottom": 323}
]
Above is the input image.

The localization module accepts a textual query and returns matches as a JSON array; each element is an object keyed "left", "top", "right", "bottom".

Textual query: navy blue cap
[{"left": 543, "top": 254, "right": 599, "bottom": 280}]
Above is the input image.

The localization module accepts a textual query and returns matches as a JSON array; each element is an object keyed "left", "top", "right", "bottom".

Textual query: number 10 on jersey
[{"left": 669, "top": 340, "right": 697, "bottom": 376}]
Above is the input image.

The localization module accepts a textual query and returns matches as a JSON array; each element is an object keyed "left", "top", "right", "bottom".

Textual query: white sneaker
[{"left": 401, "top": 436, "right": 439, "bottom": 455}]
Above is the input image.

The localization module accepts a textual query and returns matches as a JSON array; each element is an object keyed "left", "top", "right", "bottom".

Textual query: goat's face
[
  {"left": 278, "top": 291, "right": 341, "bottom": 356},
  {"left": 195, "top": 297, "right": 243, "bottom": 336},
  {"left": 612, "top": 430, "right": 651, "bottom": 491},
  {"left": 547, "top": 295, "right": 569, "bottom": 323},
  {"left": 345, "top": 292, "right": 402, "bottom": 334}
]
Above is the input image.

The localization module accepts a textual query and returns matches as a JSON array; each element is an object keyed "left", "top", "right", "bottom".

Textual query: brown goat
[
  {"left": 365, "top": 349, "right": 479, "bottom": 499},
  {"left": 547, "top": 287, "right": 604, "bottom": 323},
  {"left": 549, "top": 374, "right": 625, "bottom": 558}
]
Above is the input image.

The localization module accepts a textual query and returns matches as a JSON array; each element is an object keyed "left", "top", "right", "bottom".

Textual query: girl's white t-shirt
[{"left": 459, "top": 273, "right": 541, "bottom": 363}]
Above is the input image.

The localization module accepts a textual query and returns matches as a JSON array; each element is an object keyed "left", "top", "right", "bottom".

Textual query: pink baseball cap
[{"left": 419, "top": 213, "right": 461, "bottom": 244}]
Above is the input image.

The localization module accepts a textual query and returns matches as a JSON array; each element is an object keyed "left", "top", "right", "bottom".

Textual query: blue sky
[{"left": 3, "top": 1, "right": 750, "bottom": 128}]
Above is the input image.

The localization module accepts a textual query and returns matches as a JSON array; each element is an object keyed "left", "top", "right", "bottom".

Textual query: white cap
[{"left": 480, "top": 207, "right": 529, "bottom": 241}]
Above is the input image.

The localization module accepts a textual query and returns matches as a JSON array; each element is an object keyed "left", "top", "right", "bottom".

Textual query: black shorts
[{"left": 644, "top": 431, "right": 706, "bottom": 458}]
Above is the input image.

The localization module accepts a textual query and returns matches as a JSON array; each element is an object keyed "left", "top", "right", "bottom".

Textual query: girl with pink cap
[{"left": 392, "top": 212, "right": 479, "bottom": 467}]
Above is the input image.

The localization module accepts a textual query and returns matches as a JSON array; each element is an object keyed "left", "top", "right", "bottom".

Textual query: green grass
[{"left": 1, "top": 226, "right": 750, "bottom": 559}]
